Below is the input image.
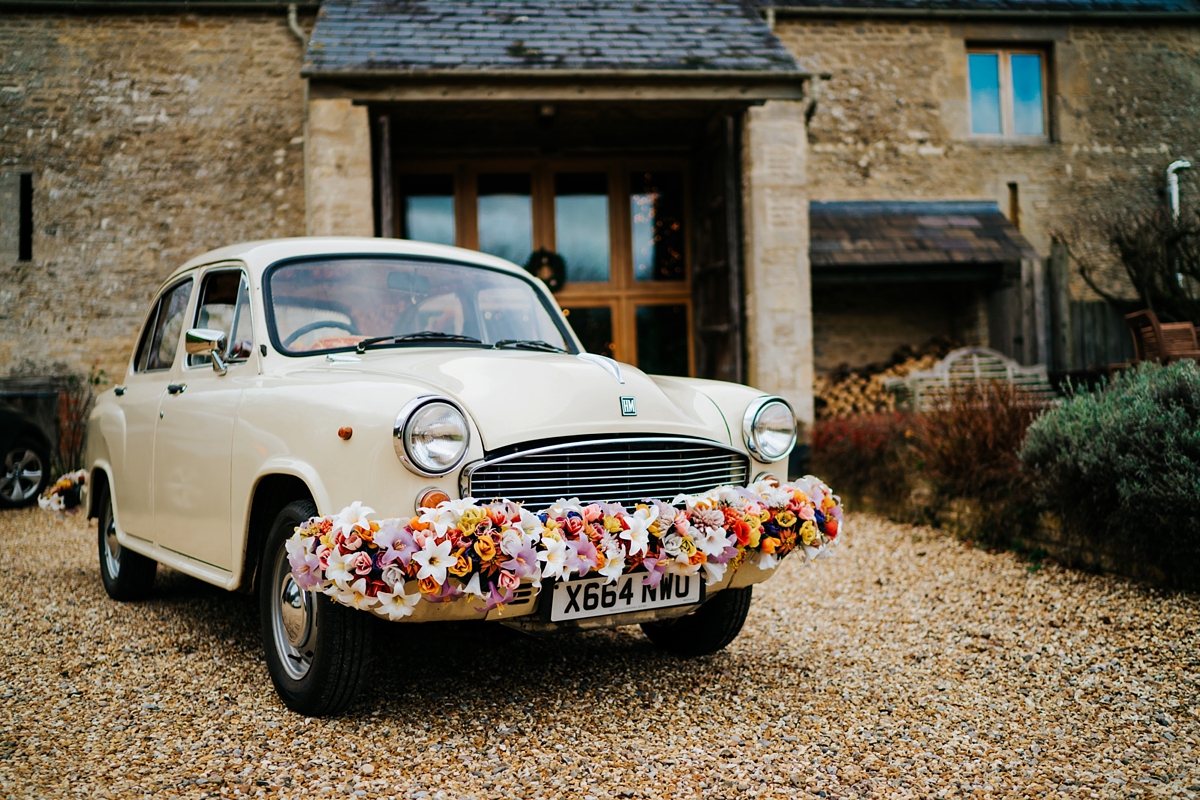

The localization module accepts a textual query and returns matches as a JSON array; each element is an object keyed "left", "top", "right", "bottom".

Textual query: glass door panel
[
  {"left": 563, "top": 305, "right": 615, "bottom": 360},
  {"left": 554, "top": 173, "right": 610, "bottom": 283},
  {"left": 478, "top": 173, "right": 533, "bottom": 266},
  {"left": 631, "top": 171, "right": 686, "bottom": 282},
  {"left": 635, "top": 304, "right": 689, "bottom": 376},
  {"left": 400, "top": 174, "right": 456, "bottom": 245}
]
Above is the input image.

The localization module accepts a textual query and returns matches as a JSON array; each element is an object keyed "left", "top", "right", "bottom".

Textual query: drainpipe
[
  {"left": 287, "top": 3, "right": 307, "bottom": 46},
  {"left": 1167, "top": 159, "right": 1190, "bottom": 220}
]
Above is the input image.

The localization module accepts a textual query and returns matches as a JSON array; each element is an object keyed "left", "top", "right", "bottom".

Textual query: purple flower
[
  {"left": 424, "top": 580, "right": 463, "bottom": 604},
  {"left": 501, "top": 543, "right": 540, "bottom": 580},
  {"left": 641, "top": 556, "right": 667, "bottom": 588},
  {"left": 709, "top": 538, "right": 740, "bottom": 565},
  {"left": 476, "top": 583, "right": 514, "bottom": 613},
  {"left": 289, "top": 552, "right": 324, "bottom": 591},
  {"left": 565, "top": 538, "right": 600, "bottom": 576}
]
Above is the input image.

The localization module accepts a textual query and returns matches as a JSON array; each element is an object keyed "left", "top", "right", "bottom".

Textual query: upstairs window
[{"left": 968, "top": 49, "right": 1047, "bottom": 139}]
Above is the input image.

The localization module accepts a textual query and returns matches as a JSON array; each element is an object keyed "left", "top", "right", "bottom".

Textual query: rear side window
[{"left": 134, "top": 279, "right": 193, "bottom": 372}]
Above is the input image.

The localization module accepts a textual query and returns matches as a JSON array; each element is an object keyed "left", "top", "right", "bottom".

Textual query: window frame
[
  {"left": 132, "top": 277, "right": 195, "bottom": 374},
  {"left": 393, "top": 157, "right": 695, "bottom": 375},
  {"left": 966, "top": 46, "right": 1051, "bottom": 143},
  {"left": 185, "top": 264, "right": 255, "bottom": 371}
]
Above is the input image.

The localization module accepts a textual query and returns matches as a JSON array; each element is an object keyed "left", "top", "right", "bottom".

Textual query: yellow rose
[
  {"left": 448, "top": 550, "right": 472, "bottom": 577},
  {"left": 758, "top": 509, "right": 771, "bottom": 523},
  {"left": 603, "top": 516, "right": 623, "bottom": 533},
  {"left": 679, "top": 537, "right": 697, "bottom": 557},
  {"left": 459, "top": 507, "right": 487, "bottom": 535},
  {"left": 800, "top": 520, "right": 818, "bottom": 546},
  {"left": 473, "top": 534, "right": 497, "bottom": 561},
  {"left": 748, "top": 528, "right": 761, "bottom": 549},
  {"left": 775, "top": 510, "right": 797, "bottom": 528}
]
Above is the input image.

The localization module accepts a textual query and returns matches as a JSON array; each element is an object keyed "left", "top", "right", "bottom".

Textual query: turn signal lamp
[{"left": 416, "top": 488, "right": 451, "bottom": 514}]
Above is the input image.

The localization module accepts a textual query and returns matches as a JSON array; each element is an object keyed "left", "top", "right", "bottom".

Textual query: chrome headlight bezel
[
  {"left": 393, "top": 395, "right": 471, "bottom": 477},
  {"left": 741, "top": 396, "right": 798, "bottom": 463}
]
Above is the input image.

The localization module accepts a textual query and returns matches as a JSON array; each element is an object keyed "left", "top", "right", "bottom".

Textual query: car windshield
[{"left": 266, "top": 257, "right": 573, "bottom": 355}]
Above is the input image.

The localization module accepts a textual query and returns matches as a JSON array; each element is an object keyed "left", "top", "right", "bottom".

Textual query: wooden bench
[
  {"left": 887, "top": 346, "right": 1057, "bottom": 411},
  {"left": 1123, "top": 309, "right": 1200, "bottom": 366}
]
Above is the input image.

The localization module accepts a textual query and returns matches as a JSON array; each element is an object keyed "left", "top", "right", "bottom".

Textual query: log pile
[{"left": 814, "top": 337, "right": 961, "bottom": 420}]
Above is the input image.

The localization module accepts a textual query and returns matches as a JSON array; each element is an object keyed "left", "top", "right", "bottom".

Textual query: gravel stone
[{"left": 2, "top": 507, "right": 1198, "bottom": 798}]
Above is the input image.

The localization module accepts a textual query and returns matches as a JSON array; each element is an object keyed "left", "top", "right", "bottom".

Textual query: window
[
  {"left": 188, "top": 270, "right": 254, "bottom": 368},
  {"left": 18, "top": 173, "right": 32, "bottom": 262},
  {"left": 968, "top": 49, "right": 1047, "bottom": 139},
  {"left": 395, "top": 160, "right": 693, "bottom": 375},
  {"left": 134, "top": 279, "right": 193, "bottom": 372}
]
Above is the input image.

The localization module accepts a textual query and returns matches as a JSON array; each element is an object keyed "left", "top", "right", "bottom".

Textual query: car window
[
  {"left": 266, "top": 257, "right": 572, "bottom": 355},
  {"left": 189, "top": 270, "right": 254, "bottom": 368},
  {"left": 135, "top": 279, "right": 193, "bottom": 372}
]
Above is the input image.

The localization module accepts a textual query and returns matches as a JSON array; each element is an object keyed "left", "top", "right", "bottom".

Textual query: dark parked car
[{"left": 0, "top": 402, "right": 52, "bottom": 509}]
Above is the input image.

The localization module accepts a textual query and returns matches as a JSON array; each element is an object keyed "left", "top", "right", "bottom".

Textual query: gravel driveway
[{"left": 2, "top": 507, "right": 1197, "bottom": 799}]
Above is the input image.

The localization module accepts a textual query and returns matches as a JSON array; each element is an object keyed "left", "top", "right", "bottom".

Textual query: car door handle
[
  {"left": 167, "top": 383, "right": 187, "bottom": 395},
  {"left": 113, "top": 385, "right": 126, "bottom": 396}
]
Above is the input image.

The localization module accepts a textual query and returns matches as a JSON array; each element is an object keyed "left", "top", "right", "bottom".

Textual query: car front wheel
[
  {"left": 641, "top": 585, "right": 753, "bottom": 657},
  {"left": 259, "top": 500, "right": 373, "bottom": 717},
  {"left": 97, "top": 484, "right": 157, "bottom": 600}
]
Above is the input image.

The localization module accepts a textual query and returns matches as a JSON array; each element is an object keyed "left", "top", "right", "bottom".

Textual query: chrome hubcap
[
  {"left": 103, "top": 514, "right": 121, "bottom": 578},
  {"left": 270, "top": 546, "right": 315, "bottom": 681},
  {"left": 1, "top": 447, "right": 43, "bottom": 503}
]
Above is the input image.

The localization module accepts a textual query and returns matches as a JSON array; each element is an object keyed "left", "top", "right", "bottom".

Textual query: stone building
[{"left": 2, "top": 0, "right": 1198, "bottom": 428}]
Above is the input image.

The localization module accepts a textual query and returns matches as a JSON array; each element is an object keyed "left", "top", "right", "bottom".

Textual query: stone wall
[
  {"left": 777, "top": 16, "right": 1200, "bottom": 369},
  {"left": 0, "top": 11, "right": 312, "bottom": 381}
]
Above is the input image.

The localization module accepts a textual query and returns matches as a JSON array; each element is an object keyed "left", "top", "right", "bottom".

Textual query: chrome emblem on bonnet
[{"left": 620, "top": 397, "right": 637, "bottom": 416}]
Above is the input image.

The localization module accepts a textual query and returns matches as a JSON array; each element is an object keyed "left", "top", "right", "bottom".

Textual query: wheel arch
[
  {"left": 87, "top": 462, "right": 115, "bottom": 520},
  {"left": 239, "top": 473, "right": 315, "bottom": 595}
]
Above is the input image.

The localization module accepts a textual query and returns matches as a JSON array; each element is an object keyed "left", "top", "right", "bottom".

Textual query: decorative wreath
[
  {"left": 39, "top": 470, "right": 87, "bottom": 513},
  {"left": 288, "top": 477, "right": 842, "bottom": 620},
  {"left": 524, "top": 248, "right": 567, "bottom": 293}
]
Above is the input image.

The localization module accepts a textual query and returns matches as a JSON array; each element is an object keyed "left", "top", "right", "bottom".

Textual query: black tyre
[
  {"left": 0, "top": 437, "right": 50, "bottom": 509},
  {"left": 259, "top": 500, "right": 373, "bottom": 717},
  {"left": 97, "top": 484, "right": 157, "bottom": 600},
  {"left": 641, "top": 586, "right": 753, "bottom": 657}
]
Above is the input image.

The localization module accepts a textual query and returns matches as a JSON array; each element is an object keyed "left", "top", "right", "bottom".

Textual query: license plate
[{"left": 548, "top": 571, "right": 703, "bottom": 622}]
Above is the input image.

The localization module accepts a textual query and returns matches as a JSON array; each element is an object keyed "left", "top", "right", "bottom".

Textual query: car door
[
  {"left": 112, "top": 277, "right": 193, "bottom": 538},
  {"left": 152, "top": 267, "right": 254, "bottom": 571}
]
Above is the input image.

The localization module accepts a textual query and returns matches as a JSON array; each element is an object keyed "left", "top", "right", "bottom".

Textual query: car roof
[{"left": 167, "top": 237, "right": 533, "bottom": 282}]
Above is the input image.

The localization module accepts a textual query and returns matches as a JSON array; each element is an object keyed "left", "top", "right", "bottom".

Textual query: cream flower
[
  {"left": 323, "top": 550, "right": 355, "bottom": 588},
  {"left": 412, "top": 538, "right": 455, "bottom": 585},
  {"left": 376, "top": 583, "right": 421, "bottom": 620},
  {"left": 619, "top": 505, "right": 658, "bottom": 557},
  {"left": 419, "top": 497, "right": 476, "bottom": 536},
  {"left": 701, "top": 558, "right": 729, "bottom": 585},
  {"left": 335, "top": 578, "right": 378, "bottom": 611},
  {"left": 331, "top": 501, "right": 375, "bottom": 538},
  {"left": 538, "top": 537, "right": 571, "bottom": 581},
  {"left": 597, "top": 541, "right": 625, "bottom": 584}
]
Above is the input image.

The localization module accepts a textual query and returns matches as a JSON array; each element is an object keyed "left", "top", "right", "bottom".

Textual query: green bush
[{"left": 1019, "top": 361, "right": 1200, "bottom": 586}]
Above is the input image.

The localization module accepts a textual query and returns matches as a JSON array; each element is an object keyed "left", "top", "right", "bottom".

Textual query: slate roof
[
  {"left": 755, "top": 0, "right": 1200, "bottom": 14},
  {"left": 810, "top": 201, "right": 1037, "bottom": 278},
  {"left": 303, "top": 0, "right": 801, "bottom": 76}
]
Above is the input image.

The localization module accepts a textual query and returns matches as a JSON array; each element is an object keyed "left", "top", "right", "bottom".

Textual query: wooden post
[
  {"left": 1032, "top": 256, "right": 1050, "bottom": 366},
  {"left": 1048, "top": 238, "right": 1073, "bottom": 371},
  {"left": 1020, "top": 257, "right": 1036, "bottom": 365},
  {"left": 376, "top": 114, "right": 395, "bottom": 238}
]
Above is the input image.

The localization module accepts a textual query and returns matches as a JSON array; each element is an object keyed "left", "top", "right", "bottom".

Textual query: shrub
[
  {"left": 915, "top": 382, "right": 1049, "bottom": 543},
  {"left": 810, "top": 412, "right": 915, "bottom": 509},
  {"left": 1019, "top": 361, "right": 1200, "bottom": 585}
]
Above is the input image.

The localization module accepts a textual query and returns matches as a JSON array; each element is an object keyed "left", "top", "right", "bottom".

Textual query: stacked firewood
[{"left": 814, "top": 337, "right": 959, "bottom": 420}]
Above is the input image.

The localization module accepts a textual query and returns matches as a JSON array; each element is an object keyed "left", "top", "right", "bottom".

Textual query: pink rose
[
  {"left": 799, "top": 504, "right": 815, "bottom": 521},
  {"left": 583, "top": 504, "right": 602, "bottom": 522},
  {"left": 316, "top": 545, "right": 332, "bottom": 569},
  {"left": 352, "top": 551, "right": 373, "bottom": 576},
  {"left": 565, "top": 517, "right": 584, "bottom": 535},
  {"left": 498, "top": 570, "right": 520, "bottom": 592},
  {"left": 343, "top": 533, "right": 362, "bottom": 551}
]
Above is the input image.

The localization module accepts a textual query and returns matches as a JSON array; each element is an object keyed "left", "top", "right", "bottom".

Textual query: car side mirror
[{"left": 185, "top": 327, "right": 229, "bottom": 375}]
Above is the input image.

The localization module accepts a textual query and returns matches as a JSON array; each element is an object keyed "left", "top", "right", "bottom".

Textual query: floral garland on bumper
[{"left": 287, "top": 478, "right": 843, "bottom": 621}]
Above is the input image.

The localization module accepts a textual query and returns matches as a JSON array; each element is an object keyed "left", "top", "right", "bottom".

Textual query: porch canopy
[
  {"left": 300, "top": 0, "right": 809, "bottom": 387},
  {"left": 809, "top": 200, "right": 1038, "bottom": 285}
]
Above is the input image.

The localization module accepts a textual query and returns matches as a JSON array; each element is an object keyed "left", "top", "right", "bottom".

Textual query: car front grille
[{"left": 460, "top": 437, "right": 750, "bottom": 508}]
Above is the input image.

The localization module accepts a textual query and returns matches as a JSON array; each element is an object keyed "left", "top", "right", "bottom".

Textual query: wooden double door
[{"left": 392, "top": 158, "right": 694, "bottom": 376}]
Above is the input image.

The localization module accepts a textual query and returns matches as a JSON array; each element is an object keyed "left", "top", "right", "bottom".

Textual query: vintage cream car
[{"left": 85, "top": 238, "right": 803, "bottom": 715}]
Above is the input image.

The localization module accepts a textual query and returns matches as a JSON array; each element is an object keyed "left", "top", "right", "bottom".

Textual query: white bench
[{"left": 886, "top": 347, "right": 1057, "bottom": 411}]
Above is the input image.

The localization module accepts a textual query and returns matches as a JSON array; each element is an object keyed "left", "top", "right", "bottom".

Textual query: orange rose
[
  {"left": 410, "top": 516, "right": 430, "bottom": 532},
  {"left": 448, "top": 550, "right": 472, "bottom": 577},
  {"left": 688, "top": 550, "right": 707, "bottom": 566},
  {"left": 760, "top": 537, "right": 779, "bottom": 555},
  {"left": 473, "top": 534, "right": 497, "bottom": 561},
  {"left": 418, "top": 576, "right": 440, "bottom": 595}
]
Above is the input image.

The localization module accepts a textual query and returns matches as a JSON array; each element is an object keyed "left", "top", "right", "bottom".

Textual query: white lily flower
[
  {"left": 336, "top": 578, "right": 378, "bottom": 610},
  {"left": 419, "top": 497, "right": 476, "bottom": 536},
  {"left": 376, "top": 583, "right": 421, "bottom": 620},
  {"left": 619, "top": 505, "right": 657, "bottom": 557},
  {"left": 323, "top": 550, "right": 355, "bottom": 586},
  {"left": 546, "top": 498, "right": 584, "bottom": 519},
  {"left": 463, "top": 573, "right": 485, "bottom": 599},
  {"left": 538, "top": 537, "right": 570, "bottom": 581},
  {"left": 412, "top": 538, "right": 455, "bottom": 585},
  {"left": 805, "top": 545, "right": 822, "bottom": 561},
  {"left": 701, "top": 558, "right": 728, "bottom": 585},
  {"left": 756, "top": 551, "right": 779, "bottom": 571},
  {"left": 331, "top": 501, "right": 375, "bottom": 538},
  {"left": 695, "top": 526, "right": 730, "bottom": 558}
]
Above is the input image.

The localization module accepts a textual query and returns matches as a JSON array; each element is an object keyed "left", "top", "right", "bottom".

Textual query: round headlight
[
  {"left": 742, "top": 397, "right": 797, "bottom": 462},
  {"left": 395, "top": 397, "right": 470, "bottom": 476}
]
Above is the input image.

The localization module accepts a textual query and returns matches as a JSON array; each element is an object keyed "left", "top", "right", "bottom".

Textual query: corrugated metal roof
[{"left": 303, "top": 0, "right": 801, "bottom": 76}]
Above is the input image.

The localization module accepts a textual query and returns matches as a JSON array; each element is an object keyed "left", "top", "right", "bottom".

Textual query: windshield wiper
[
  {"left": 492, "top": 339, "right": 569, "bottom": 353},
  {"left": 355, "top": 331, "right": 484, "bottom": 354}
]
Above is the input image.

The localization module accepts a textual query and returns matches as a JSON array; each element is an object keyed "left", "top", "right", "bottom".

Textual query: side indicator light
[
  {"left": 337, "top": 427, "right": 353, "bottom": 440},
  {"left": 416, "top": 488, "right": 451, "bottom": 513}
]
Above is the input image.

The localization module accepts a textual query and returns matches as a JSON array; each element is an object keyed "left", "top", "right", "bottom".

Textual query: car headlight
[
  {"left": 742, "top": 396, "right": 797, "bottom": 462},
  {"left": 394, "top": 396, "right": 470, "bottom": 476}
]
